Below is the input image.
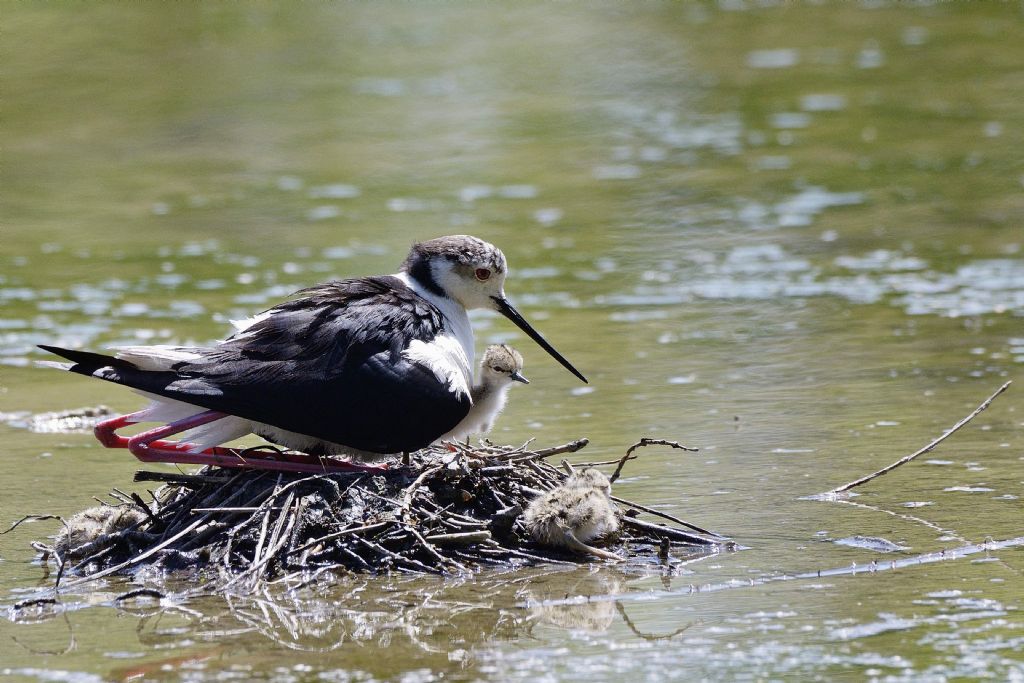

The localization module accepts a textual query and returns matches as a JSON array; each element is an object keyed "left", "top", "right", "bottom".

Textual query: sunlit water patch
[{"left": 592, "top": 244, "right": 1024, "bottom": 319}]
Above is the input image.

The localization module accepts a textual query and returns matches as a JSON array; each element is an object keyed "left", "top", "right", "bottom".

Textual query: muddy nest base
[{"left": 43, "top": 439, "right": 731, "bottom": 592}]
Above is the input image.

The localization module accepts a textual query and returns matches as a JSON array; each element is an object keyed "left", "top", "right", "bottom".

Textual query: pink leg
[
  {"left": 95, "top": 410, "right": 215, "bottom": 453},
  {"left": 125, "top": 410, "right": 390, "bottom": 474},
  {"left": 95, "top": 411, "right": 141, "bottom": 448}
]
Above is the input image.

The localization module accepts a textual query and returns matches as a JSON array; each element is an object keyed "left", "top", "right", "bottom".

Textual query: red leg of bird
[
  {"left": 125, "top": 410, "right": 389, "bottom": 474},
  {"left": 95, "top": 412, "right": 137, "bottom": 448},
  {"left": 95, "top": 410, "right": 212, "bottom": 453}
]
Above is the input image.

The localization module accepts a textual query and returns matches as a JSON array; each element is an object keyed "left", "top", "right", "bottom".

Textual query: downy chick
[
  {"left": 438, "top": 344, "right": 528, "bottom": 442},
  {"left": 54, "top": 505, "right": 147, "bottom": 564},
  {"left": 523, "top": 468, "right": 622, "bottom": 561}
]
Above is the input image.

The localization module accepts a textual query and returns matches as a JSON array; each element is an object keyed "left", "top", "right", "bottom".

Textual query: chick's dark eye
[{"left": 475, "top": 268, "right": 491, "bottom": 281}]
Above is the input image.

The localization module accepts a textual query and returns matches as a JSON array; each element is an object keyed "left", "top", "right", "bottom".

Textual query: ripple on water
[
  {"left": 610, "top": 102, "right": 743, "bottom": 155},
  {"left": 0, "top": 287, "right": 36, "bottom": 302},
  {"left": 534, "top": 208, "right": 564, "bottom": 226},
  {"left": 856, "top": 41, "right": 885, "bottom": 69},
  {"left": 770, "top": 112, "right": 811, "bottom": 129},
  {"left": 752, "top": 155, "right": 792, "bottom": 170},
  {"left": 308, "top": 183, "right": 360, "bottom": 199},
  {"left": 800, "top": 94, "right": 847, "bottom": 112},
  {"left": 307, "top": 205, "right": 341, "bottom": 221},
  {"left": 902, "top": 26, "right": 929, "bottom": 46},
  {"left": 774, "top": 186, "right": 865, "bottom": 227},
  {"left": 178, "top": 240, "right": 220, "bottom": 257},
  {"left": 746, "top": 48, "right": 799, "bottom": 69},
  {"left": 0, "top": 670, "right": 104, "bottom": 683},
  {"left": 895, "top": 259, "right": 1024, "bottom": 317},
  {"left": 387, "top": 197, "right": 442, "bottom": 212},
  {"left": 155, "top": 273, "right": 189, "bottom": 288},
  {"left": 834, "top": 536, "right": 909, "bottom": 553},
  {"left": 830, "top": 614, "right": 918, "bottom": 640},
  {"left": 195, "top": 278, "right": 226, "bottom": 290},
  {"left": 835, "top": 250, "right": 926, "bottom": 272},
  {"left": 592, "top": 164, "right": 641, "bottom": 180},
  {"left": 498, "top": 184, "right": 538, "bottom": 199},
  {"left": 604, "top": 241, "right": 1024, "bottom": 319},
  {"left": 517, "top": 267, "right": 561, "bottom": 280}
]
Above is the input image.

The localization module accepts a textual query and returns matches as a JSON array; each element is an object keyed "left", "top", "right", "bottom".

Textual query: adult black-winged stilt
[
  {"left": 437, "top": 343, "right": 529, "bottom": 443},
  {"left": 39, "top": 235, "right": 586, "bottom": 473}
]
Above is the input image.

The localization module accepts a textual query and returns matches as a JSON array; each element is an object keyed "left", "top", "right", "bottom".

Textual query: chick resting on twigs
[
  {"left": 523, "top": 468, "right": 622, "bottom": 561},
  {"left": 55, "top": 505, "right": 147, "bottom": 563}
]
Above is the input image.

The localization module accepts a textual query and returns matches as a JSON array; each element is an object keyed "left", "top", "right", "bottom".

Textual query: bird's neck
[
  {"left": 394, "top": 271, "right": 474, "bottom": 366},
  {"left": 470, "top": 380, "right": 511, "bottom": 420}
]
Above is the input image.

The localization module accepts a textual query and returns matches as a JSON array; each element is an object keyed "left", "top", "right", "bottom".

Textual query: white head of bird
[
  {"left": 402, "top": 235, "right": 509, "bottom": 311},
  {"left": 401, "top": 235, "right": 587, "bottom": 384}
]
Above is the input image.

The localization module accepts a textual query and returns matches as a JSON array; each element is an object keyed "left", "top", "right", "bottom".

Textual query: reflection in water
[
  {"left": 5, "top": 562, "right": 718, "bottom": 680},
  {"left": 525, "top": 570, "right": 624, "bottom": 633},
  {"left": 94, "top": 567, "right": 692, "bottom": 680}
]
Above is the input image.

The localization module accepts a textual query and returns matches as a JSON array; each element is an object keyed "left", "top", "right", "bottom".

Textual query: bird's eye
[{"left": 475, "top": 268, "right": 491, "bottom": 281}]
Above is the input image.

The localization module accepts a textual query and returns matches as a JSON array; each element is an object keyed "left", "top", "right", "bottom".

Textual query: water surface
[{"left": 2, "top": 3, "right": 1022, "bottom": 681}]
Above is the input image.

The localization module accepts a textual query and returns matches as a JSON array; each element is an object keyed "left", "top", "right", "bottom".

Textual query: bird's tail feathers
[
  {"left": 112, "top": 345, "right": 202, "bottom": 371},
  {"left": 35, "top": 360, "right": 73, "bottom": 371},
  {"left": 37, "top": 345, "right": 135, "bottom": 371}
]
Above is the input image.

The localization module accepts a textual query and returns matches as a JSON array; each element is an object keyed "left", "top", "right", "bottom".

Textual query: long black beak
[{"left": 491, "top": 296, "right": 588, "bottom": 383}]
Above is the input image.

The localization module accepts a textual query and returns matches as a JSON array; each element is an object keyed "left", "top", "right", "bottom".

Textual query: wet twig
[
  {"left": 610, "top": 496, "right": 723, "bottom": 538},
  {"left": 825, "top": 381, "right": 1011, "bottom": 496}
]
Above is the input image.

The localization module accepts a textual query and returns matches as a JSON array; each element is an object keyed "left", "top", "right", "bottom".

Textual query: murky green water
[{"left": 2, "top": 2, "right": 1022, "bottom": 680}]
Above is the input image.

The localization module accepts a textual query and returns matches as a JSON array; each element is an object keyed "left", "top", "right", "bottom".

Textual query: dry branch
[
  {"left": 610, "top": 438, "right": 698, "bottom": 483},
  {"left": 826, "top": 380, "right": 1011, "bottom": 495}
]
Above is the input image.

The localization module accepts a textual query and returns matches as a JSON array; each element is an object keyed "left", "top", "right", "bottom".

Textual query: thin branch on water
[
  {"left": 621, "top": 517, "right": 720, "bottom": 546},
  {"left": 610, "top": 496, "right": 723, "bottom": 538},
  {"left": 1, "top": 515, "right": 68, "bottom": 536},
  {"left": 824, "top": 380, "right": 1011, "bottom": 496}
]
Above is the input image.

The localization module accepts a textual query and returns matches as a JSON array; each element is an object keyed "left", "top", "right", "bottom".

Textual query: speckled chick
[
  {"left": 522, "top": 468, "right": 622, "bottom": 561},
  {"left": 54, "top": 505, "right": 147, "bottom": 563},
  {"left": 438, "top": 344, "right": 528, "bottom": 442}
]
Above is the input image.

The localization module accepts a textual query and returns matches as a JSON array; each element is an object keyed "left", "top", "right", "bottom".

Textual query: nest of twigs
[{"left": 38, "top": 438, "right": 731, "bottom": 592}]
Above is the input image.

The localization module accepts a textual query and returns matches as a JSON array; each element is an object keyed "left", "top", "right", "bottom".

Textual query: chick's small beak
[
  {"left": 510, "top": 370, "right": 530, "bottom": 384},
  {"left": 490, "top": 295, "right": 587, "bottom": 383}
]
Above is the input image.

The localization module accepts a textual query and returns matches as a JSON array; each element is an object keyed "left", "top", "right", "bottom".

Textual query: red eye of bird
[{"left": 475, "top": 268, "right": 491, "bottom": 281}]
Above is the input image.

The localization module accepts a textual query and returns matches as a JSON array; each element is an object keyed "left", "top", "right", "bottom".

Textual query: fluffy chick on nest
[
  {"left": 54, "top": 505, "right": 147, "bottom": 563},
  {"left": 523, "top": 468, "right": 622, "bottom": 561},
  {"left": 438, "top": 343, "right": 528, "bottom": 442}
]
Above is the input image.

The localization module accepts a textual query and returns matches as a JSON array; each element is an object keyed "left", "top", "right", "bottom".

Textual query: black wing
[{"left": 40, "top": 276, "right": 471, "bottom": 453}]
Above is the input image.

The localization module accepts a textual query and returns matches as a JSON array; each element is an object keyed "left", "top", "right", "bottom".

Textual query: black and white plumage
[
  {"left": 438, "top": 344, "right": 528, "bottom": 442},
  {"left": 39, "top": 235, "right": 587, "bottom": 465}
]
